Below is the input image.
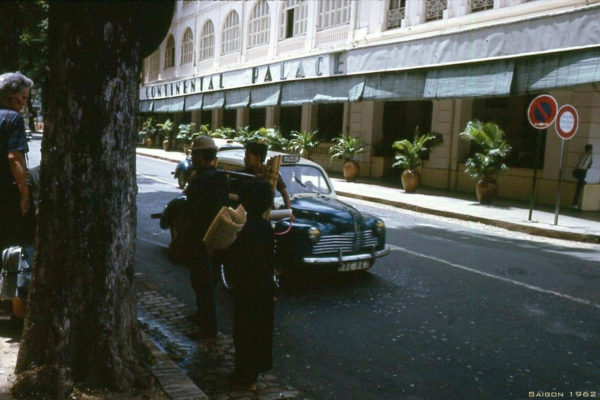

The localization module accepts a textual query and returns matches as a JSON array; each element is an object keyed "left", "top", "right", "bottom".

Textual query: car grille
[{"left": 312, "top": 231, "right": 380, "bottom": 255}]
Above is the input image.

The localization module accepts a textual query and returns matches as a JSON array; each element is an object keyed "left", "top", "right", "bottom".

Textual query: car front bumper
[{"left": 302, "top": 245, "right": 390, "bottom": 265}]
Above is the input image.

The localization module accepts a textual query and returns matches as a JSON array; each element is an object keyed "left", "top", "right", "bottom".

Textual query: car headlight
[
  {"left": 308, "top": 226, "right": 321, "bottom": 244},
  {"left": 373, "top": 220, "right": 385, "bottom": 236}
]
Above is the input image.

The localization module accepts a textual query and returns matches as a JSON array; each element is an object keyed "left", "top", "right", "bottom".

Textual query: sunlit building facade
[{"left": 140, "top": 0, "right": 600, "bottom": 210}]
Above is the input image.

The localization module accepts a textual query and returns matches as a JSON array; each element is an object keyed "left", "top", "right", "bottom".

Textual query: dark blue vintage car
[{"left": 158, "top": 148, "right": 389, "bottom": 281}]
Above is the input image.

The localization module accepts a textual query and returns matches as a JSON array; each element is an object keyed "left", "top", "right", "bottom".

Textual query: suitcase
[{"left": 0, "top": 245, "right": 33, "bottom": 299}]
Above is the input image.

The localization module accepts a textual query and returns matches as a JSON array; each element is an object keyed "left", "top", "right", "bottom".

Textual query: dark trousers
[
  {"left": 573, "top": 178, "right": 586, "bottom": 206},
  {"left": 0, "top": 184, "right": 34, "bottom": 250},
  {"left": 190, "top": 253, "right": 217, "bottom": 338}
]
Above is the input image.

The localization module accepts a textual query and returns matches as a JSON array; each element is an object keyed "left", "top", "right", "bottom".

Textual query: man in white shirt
[{"left": 572, "top": 144, "right": 593, "bottom": 210}]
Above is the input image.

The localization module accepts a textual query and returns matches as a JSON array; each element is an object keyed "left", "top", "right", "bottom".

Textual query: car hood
[{"left": 290, "top": 195, "right": 376, "bottom": 231}]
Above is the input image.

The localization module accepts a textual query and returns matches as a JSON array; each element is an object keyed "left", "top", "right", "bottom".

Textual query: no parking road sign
[
  {"left": 528, "top": 94, "right": 558, "bottom": 129},
  {"left": 555, "top": 105, "right": 578, "bottom": 140}
]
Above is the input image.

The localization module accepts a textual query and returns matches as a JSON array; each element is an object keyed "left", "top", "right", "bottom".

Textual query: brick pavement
[{"left": 137, "top": 287, "right": 311, "bottom": 400}]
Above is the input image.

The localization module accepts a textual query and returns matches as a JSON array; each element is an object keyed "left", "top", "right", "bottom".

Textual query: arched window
[
  {"left": 199, "top": 20, "right": 215, "bottom": 61},
  {"left": 180, "top": 28, "right": 194, "bottom": 65},
  {"left": 164, "top": 35, "right": 175, "bottom": 69},
  {"left": 318, "top": 0, "right": 351, "bottom": 29},
  {"left": 280, "top": 0, "right": 307, "bottom": 39},
  {"left": 248, "top": 0, "right": 270, "bottom": 48},
  {"left": 149, "top": 51, "right": 159, "bottom": 80},
  {"left": 222, "top": 11, "right": 241, "bottom": 54}
]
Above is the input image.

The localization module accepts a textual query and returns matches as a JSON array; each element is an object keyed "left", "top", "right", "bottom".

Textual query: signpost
[
  {"left": 527, "top": 94, "right": 558, "bottom": 221},
  {"left": 553, "top": 105, "right": 578, "bottom": 225}
]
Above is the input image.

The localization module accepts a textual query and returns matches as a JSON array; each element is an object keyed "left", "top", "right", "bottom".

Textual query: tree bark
[{"left": 12, "top": 1, "right": 173, "bottom": 398}]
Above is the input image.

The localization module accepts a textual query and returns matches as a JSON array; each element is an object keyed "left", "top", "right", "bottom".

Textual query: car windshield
[{"left": 279, "top": 165, "right": 332, "bottom": 196}]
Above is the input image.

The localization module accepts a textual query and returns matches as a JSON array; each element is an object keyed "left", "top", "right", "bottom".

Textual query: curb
[
  {"left": 143, "top": 333, "right": 208, "bottom": 400},
  {"left": 137, "top": 149, "right": 600, "bottom": 245},
  {"left": 336, "top": 190, "right": 600, "bottom": 244}
]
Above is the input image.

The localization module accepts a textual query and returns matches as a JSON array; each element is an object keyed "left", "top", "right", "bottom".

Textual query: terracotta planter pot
[
  {"left": 476, "top": 177, "right": 498, "bottom": 204},
  {"left": 162, "top": 139, "right": 170, "bottom": 151},
  {"left": 145, "top": 137, "right": 153, "bottom": 148},
  {"left": 401, "top": 169, "right": 420, "bottom": 193},
  {"left": 343, "top": 160, "right": 360, "bottom": 181}
]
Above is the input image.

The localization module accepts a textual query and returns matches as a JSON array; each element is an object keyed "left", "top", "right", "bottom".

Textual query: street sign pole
[
  {"left": 526, "top": 94, "right": 558, "bottom": 222},
  {"left": 528, "top": 132, "right": 543, "bottom": 221},
  {"left": 553, "top": 104, "right": 579, "bottom": 225},
  {"left": 554, "top": 139, "right": 566, "bottom": 225}
]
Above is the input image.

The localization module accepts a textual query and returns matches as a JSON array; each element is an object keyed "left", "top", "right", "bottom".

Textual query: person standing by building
[
  {"left": 0, "top": 72, "right": 34, "bottom": 250},
  {"left": 184, "top": 136, "right": 229, "bottom": 340},
  {"left": 572, "top": 144, "right": 593, "bottom": 210},
  {"left": 227, "top": 178, "right": 276, "bottom": 391}
]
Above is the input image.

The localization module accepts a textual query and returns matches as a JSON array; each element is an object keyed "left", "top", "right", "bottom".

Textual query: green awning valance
[
  {"left": 281, "top": 77, "right": 365, "bottom": 106},
  {"left": 202, "top": 92, "right": 225, "bottom": 110},
  {"left": 225, "top": 88, "right": 250, "bottom": 109},
  {"left": 514, "top": 48, "right": 600, "bottom": 94},
  {"left": 138, "top": 100, "right": 153, "bottom": 112},
  {"left": 250, "top": 85, "right": 280, "bottom": 108},
  {"left": 184, "top": 93, "right": 203, "bottom": 111},
  {"left": 423, "top": 60, "right": 514, "bottom": 99},
  {"left": 362, "top": 71, "right": 426, "bottom": 101},
  {"left": 153, "top": 97, "right": 184, "bottom": 113}
]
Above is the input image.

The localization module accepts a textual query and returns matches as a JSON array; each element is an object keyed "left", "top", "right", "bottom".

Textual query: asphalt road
[{"left": 27, "top": 140, "right": 600, "bottom": 400}]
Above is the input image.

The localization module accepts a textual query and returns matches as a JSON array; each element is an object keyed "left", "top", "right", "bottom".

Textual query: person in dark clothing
[
  {"left": 572, "top": 144, "right": 593, "bottom": 210},
  {"left": 184, "top": 136, "right": 229, "bottom": 340},
  {"left": 243, "top": 141, "right": 294, "bottom": 219},
  {"left": 0, "top": 72, "right": 34, "bottom": 250},
  {"left": 227, "top": 178, "right": 275, "bottom": 390}
]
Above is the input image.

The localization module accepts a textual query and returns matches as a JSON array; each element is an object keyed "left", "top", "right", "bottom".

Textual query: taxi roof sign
[{"left": 528, "top": 94, "right": 558, "bottom": 130}]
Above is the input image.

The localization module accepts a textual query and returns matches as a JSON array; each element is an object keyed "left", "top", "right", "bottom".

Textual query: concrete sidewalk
[{"left": 137, "top": 146, "right": 600, "bottom": 244}]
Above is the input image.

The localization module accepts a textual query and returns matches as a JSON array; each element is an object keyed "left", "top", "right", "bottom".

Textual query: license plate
[{"left": 338, "top": 260, "right": 370, "bottom": 272}]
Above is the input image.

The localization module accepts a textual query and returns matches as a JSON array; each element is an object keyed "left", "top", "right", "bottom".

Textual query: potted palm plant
[
  {"left": 157, "top": 119, "right": 174, "bottom": 151},
  {"left": 329, "top": 134, "right": 367, "bottom": 181},
  {"left": 141, "top": 117, "right": 157, "bottom": 147},
  {"left": 392, "top": 128, "right": 440, "bottom": 193},
  {"left": 177, "top": 123, "right": 205, "bottom": 154},
  {"left": 287, "top": 130, "right": 319, "bottom": 159},
  {"left": 459, "top": 120, "right": 511, "bottom": 204}
]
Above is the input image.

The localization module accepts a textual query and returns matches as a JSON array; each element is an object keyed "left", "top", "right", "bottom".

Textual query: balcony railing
[
  {"left": 386, "top": 7, "right": 405, "bottom": 29},
  {"left": 425, "top": 0, "right": 447, "bottom": 22},
  {"left": 471, "top": 0, "right": 494, "bottom": 12}
]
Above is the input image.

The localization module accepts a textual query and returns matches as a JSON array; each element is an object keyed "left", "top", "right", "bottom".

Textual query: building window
[
  {"left": 248, "top": 0, "right": 270, "bottom": 48},
  {"left": 317, "top": 104, "right": 344, "bottom": 141},
  {"left": 471, "top": 0, "right": 494, "bottom": 12},
  {"left": 201, "top": 109, "right": 212, "bottom": 129},
  {"left": 180, "top": 28, "right": 194, "bottom": 65},
  {"left": 222, "top": 11, "right": 241, "bottom": 54},
  {"left": 425, "top": 0, "right": 446, "bottom": 21},
  {"left": 387, "top": 0, "right": 406, "bottom": 29},
  {"left": 249, "top": 108, "right": 266, "bottom": 130},
  {"left": 472, "top": 96, "right": 542, "bottom": 169},
  {"left": 280, "top": 106, "right": 302, "bottom": 137},
  {"left": 164, "top": 35, "right": 175, "bottom": 69},
  {"left": 223, "top": 109, "right": 237, "bottom": 128},
  {"left": 280, "top": 0, "right": 308, "bottom": 39},
  {"left": 382, "top": 101, "right": 433, "bottom": 157},
  {"left": 149, "top": 51, "right": 159, "bottom": 81},
  {"left": 318, "top": 0, "right": 351, "bottom": 30},
  {"left": 199, "top": 20, "right": 214, "bottom": 61}
]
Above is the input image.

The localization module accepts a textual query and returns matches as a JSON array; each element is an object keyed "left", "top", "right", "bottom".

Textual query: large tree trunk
[{"left": 12, "top": 2, "right": 173, "bottom": 398}]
